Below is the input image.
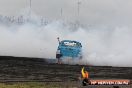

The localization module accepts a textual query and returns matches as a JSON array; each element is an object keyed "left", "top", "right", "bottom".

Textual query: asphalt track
[{"left": 0, "top": 56, "right": 131, "bottom": 83}]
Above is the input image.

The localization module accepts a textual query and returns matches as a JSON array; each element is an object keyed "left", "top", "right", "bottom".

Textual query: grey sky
[
  {"left": 0, "top": 0, "right": 132, "bottom": 66},
  {"left": 0, "top": 0, "right": 132, "bottom": 25}
]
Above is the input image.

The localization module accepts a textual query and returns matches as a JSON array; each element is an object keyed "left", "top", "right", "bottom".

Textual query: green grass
[
  {"left": 0, "top": 82, "right": 78, "bottom": 88},
  {"left": 0, "top": 82, "right": 61, "bottom": 88},
  {"left": 0, "top": 82, "right": 130, "bottom": 88}
]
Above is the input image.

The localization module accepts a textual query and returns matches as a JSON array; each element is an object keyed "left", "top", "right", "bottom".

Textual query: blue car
[{"left": 56, "top": 40, "right": 82, "bottom": 62}]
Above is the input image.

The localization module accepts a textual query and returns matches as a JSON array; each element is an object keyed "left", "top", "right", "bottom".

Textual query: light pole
[
  {"left": 60, "top": 8, "right": 63, "bottom": 17},
  {"left": 76, "top": 0, "right": 82, "bottom": 27},
  {"left": 29, "top": 0, "right": 32, "bottom": 18},
  {"left": 77, "top": 0, "right": 81, "bottom": 16},
  {"left": 30, "top": 0, "right": 31, "bottom": 10}
]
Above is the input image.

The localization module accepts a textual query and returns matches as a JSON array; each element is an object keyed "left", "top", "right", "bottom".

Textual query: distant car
[{"left": 56, "top": 40, "right": 82, "bottom": 63}]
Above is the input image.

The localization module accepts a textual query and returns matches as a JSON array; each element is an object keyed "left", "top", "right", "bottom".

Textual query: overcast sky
[
  {"left": 0, "top": 0, "right": 132, "bottom": 66},
  {"left": 0, "top": 0, "right": 132, "bottom": 26}
]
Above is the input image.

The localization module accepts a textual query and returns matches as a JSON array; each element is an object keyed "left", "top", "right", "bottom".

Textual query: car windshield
[{"left": 62, "top": 41, "right": 80, "bottom": 47}]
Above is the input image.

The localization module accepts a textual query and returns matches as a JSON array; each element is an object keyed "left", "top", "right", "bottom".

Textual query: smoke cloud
[{"left": 0, "top": 15, "right": 132, "bottom": 67}]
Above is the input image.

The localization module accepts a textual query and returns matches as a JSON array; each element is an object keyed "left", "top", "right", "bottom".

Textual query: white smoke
[{"left": 0, "top": 13, "right": 132, "bottom": 67}]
